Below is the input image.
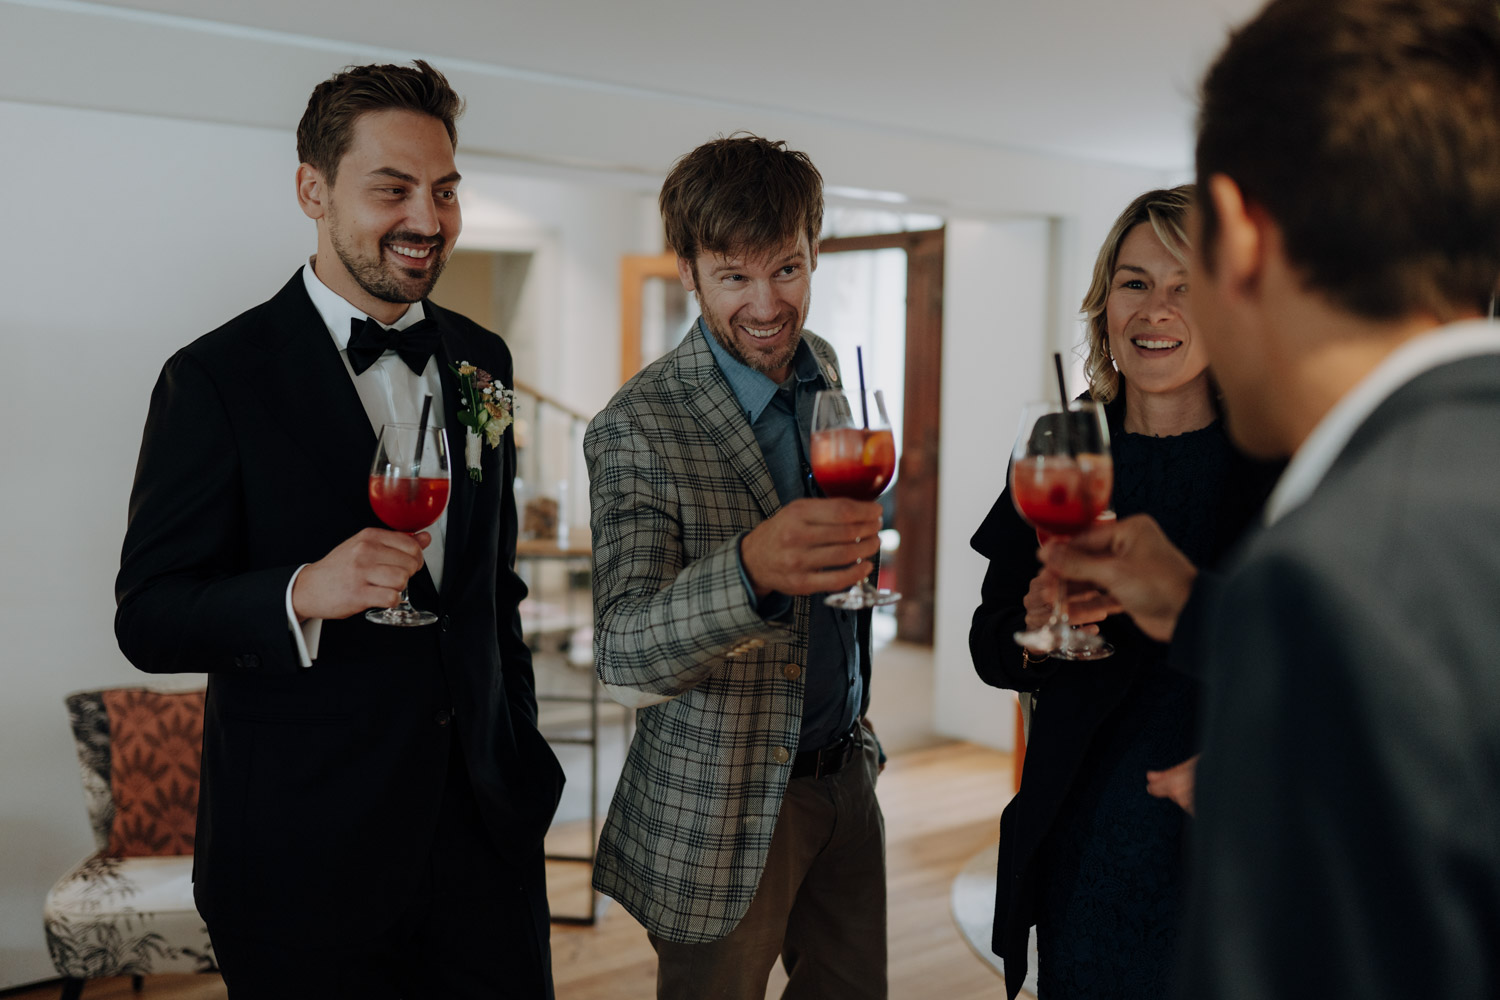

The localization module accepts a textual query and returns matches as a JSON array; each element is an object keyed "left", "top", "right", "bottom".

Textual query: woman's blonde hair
[{"left": 1080, "top": 185, "right": 1195, "bottom": 403}]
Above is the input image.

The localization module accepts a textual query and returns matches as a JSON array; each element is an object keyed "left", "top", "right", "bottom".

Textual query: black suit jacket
[
  {"left": 1172, "top": 356, "right": 1500, "bottom": 999},
  {"left": 115, "top": 271, "right": 564, "bottom": 939}
]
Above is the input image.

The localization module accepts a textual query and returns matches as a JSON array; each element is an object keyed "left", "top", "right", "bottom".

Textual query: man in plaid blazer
[{"left": 585, "top": 135, "right": 889, "bottom": 999}]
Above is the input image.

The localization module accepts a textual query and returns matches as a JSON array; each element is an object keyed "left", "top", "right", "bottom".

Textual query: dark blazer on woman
[{"left": 969, "top": 393, "right": 1277, "bottom": 997}]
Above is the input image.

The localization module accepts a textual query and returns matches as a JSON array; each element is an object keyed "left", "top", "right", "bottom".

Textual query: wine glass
[
  {"left": 366, "top": 422, "right": 451, "bottom": 627},
  {"left": 1009, "top": 400, "right": 1113, "bottom": 659},
  {"left": 809, "top": 389, "right": 900, "bottom": 609}
]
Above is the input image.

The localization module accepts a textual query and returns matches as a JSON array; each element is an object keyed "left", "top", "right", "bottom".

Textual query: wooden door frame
[
  {"left": 619, "top": 253, "right": 682, "bottom": 383},
  {"left": 820, "top": 229, "right": 944, "bottom": 645}
]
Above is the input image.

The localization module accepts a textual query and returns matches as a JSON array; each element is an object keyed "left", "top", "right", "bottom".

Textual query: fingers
[
  {"left": 292, "top": 528, "right": 429, "bottom": 620},
  {"left": 787, "top": 496, "right": 883, "bottom": 522},
  {"left": 1145, "top": 756, "right": 1198, "bottom": 815},
  {"left": 812, "top": 560, "right": 878, "bottom": 593},
  {"left": 1066, "top": 590, "right": 1120, "bottom": 624},
  {"left": 809, "top": 535, "right": 882, "bottom": 567},
  {"left": 359, "top": 526, "right": 427, "bottom": 559},
  {"left": 742, "top": 501, "right": 886, "bottom": 596},
  {"left": 1039, "top": 538, "right": 1116, "bottom": 592}
]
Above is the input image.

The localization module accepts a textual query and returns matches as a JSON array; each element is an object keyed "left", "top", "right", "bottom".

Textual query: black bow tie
[{"left": 347, "top": 316, "right": 442, "bottom": 376}]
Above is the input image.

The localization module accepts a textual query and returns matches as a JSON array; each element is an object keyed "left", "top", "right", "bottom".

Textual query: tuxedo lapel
[
  {"left": 434, "top": 330, "right": 473, "bottom": 599},
  {"left": 256, "top": 274, "right": 378, "bottom": 527}
]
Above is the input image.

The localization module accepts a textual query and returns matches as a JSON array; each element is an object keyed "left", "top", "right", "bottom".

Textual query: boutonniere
[{"left": 452, "top": 361, "right": 515, "bottom": 483}]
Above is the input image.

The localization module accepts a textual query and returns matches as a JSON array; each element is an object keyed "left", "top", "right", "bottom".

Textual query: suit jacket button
[
  {"left": 783, "top": 663, "right": 802, "bottom": 681},
  {"left": 440, "top": 615, "right": 452, "bottom": 631},
  {"left": 434, "top": 708, "right": 452, "bottom": 727},
  {"left": 771, "top": 746, "right": 790, "bottom": 764}
]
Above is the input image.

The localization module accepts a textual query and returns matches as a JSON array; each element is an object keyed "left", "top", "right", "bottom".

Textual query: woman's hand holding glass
[{"left": 1019, "top": 568, "right": 1113, "bottom": 652}]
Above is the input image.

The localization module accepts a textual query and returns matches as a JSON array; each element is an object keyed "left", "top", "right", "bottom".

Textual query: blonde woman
[{"left": 969, "top": 186, "right": 1279, "bottom": 998}]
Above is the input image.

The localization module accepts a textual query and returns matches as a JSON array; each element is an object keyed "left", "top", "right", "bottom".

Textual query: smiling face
[
  {"left": 679, "top": 233, "right": 815, "bottom": 384},
  {"left": 298, "top": 108, "right": 461, "bottom": 323},
  {"left": 1106, "top": 222, "right": 1210, "bottom": 405}
]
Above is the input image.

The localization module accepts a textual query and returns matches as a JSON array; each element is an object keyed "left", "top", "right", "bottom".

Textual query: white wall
[
  {"left": 0, "top": 1, "right": 1166, "bottom": 226},
  {"left": 932, "top": 218, "right": 1052, "bottom": 750},
  {"left": 458, "top": 172, "right": 644, "bottom": 415}
]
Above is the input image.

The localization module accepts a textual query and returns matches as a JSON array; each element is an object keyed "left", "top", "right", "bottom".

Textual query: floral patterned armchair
[{"left": 43, "top": 689, "right": 217, "bottom": 999}]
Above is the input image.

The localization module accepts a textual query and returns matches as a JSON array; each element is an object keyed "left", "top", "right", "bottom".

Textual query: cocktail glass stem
[{"left": 1051, "top": 573, "right": 1070, "bottom": 634}]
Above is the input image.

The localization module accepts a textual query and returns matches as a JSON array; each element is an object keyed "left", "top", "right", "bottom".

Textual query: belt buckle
[
  {"left": 814, "top": 744, "right": 832, "bottom": 779},
  {"left": 814, "top": 727, "right": 857, "bottom": 779}
]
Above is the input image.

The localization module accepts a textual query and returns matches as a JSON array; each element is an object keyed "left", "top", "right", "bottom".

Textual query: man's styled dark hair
[
  {"left": 297, "top": 60, "right": 464, "bottom": 185},
  {"left": 1196, "top": 0, "right": 1500, "bottom": 321},
  {"left": 659, "top": 133, "right": 824, "bottom": 265}
]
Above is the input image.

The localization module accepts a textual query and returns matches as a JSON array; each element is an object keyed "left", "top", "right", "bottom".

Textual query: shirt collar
[
  {"left": 1264, "top": 318, "right": 1500, "bottom": 525},
  {"left": 301, "top": 258, "right": 427, "bottom": 351},
  {"left": 698, "top": 317, "right": 822, "bottom": 423}
]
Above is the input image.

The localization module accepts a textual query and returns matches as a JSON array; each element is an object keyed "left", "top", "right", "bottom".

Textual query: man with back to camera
[
  {"left": 1040, "top": 1, "right": 1500, "bottom": 996},
  {"left": 585, "top": 134, "right": 889, "bottom": 999},
  {"left": 115, "top": 60, "right": 563, "bottom": 998}
]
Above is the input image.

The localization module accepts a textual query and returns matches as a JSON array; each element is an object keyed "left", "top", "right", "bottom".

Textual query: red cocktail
[
  {"left": 366, "top": 422, "right": 450, "bottom": 628},
  {"left": 810, "top": 428, "right": 896, "bottom": 501},
  {"left": 1012, "top": 454, "right": 1113, "bottom": 539},
  {"left": 1008, "top": 399, "right": 1114, "bottom": 659},
  {"left": 369, "top": 476, "right": 451, "bottom": 532},
  {"left": 810, "top": 388, "right": 901, "bottom": 609}
]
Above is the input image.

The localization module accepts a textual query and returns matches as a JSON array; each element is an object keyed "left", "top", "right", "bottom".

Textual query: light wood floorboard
[{"left": 13, "top": 740, "right": 1018, "bottom": 1000}]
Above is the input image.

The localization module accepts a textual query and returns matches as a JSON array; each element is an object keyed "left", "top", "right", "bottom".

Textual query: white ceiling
[{"left": 74, "top": 0, "right": 1263, "bottom": 172}]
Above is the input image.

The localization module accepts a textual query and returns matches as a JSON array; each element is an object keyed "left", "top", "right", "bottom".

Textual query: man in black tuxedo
[
  {"left": 1042, "top": 2, "right": 1500, "bottom": 997},
  {"left": 116, "top": 61, "right": 563, "bottom": 998}
]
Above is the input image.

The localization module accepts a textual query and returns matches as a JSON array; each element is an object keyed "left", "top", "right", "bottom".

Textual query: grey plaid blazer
[{"left": 584, "top": 324, "right": 874, "bottom": 943}]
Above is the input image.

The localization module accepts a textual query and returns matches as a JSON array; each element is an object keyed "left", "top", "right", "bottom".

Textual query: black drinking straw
[
  {"left": 1052, "top": 352, "right": 1072, "bottom": 451},
  {"left": 856, "top": 346, "right": 870, "bottom": 429},
  {"left": 412, "top": 394, "right": 434, "bottom": 478}
]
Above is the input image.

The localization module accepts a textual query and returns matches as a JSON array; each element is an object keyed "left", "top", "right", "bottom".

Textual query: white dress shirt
[
  {"left": 1264, "top": 318, "right": 1500, "bottom": 525},
  {"left": 286, "top": 262, "right": 449, "bottom": 666}
]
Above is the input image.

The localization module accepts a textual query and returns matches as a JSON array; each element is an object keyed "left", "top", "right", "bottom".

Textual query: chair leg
[
  {"left": 58, "top": 978, "right": 85, "bottom": 1000},
  {"left": 132, "top": 974, "right": 144, "bottom": 992}
]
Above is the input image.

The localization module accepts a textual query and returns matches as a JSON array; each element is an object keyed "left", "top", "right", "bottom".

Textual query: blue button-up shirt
[{"left": 700, "top": 319, "right": 862, "bottom": 751}]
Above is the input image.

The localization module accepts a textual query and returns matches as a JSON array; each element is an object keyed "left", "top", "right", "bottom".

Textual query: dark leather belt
[{"left": 790, "top": 722, "right": 862, "bottom": 779}]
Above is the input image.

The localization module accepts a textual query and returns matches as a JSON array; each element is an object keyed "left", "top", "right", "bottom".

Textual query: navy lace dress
[{"left": 970, "top": 397, "right": 1279, "bottom": 999}]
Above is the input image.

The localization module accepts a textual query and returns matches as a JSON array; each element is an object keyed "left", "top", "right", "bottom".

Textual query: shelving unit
[{"left": 511, "top": 384, "right": 629, "bottom": 926}]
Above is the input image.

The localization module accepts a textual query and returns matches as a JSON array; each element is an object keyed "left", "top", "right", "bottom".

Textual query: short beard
[
  {"left": 697, "top": 291, "right": 804, "bottom": 379},
  {"left": 329, "top": 216, "right": 446, "bottom": 304}
]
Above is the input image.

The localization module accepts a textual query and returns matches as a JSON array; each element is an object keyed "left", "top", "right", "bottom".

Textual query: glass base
[
  {"left": 1053, "top": 639, "right": 1115, "bottom": 661},
  {"left": 365, "top": 606, "right": 439, "bottom": 628},
  {"left": 825, "top": 584, "right": 901, "bottom": 611},
  {"left": 1013, "top": 625, "right": 1113, "bottom": 660}
]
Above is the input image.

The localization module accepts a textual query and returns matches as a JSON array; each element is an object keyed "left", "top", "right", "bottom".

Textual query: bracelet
[{"left": 1022, "top": 649, "right": 1050, "bottom": 667}]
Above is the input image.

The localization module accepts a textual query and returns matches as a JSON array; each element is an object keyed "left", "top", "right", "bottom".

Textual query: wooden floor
[{"left": 17, "top": 741, "right": 1017, "bottom": 1000}]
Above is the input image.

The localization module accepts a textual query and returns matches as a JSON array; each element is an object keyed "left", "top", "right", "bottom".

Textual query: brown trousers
[{"left": 649, "top": 734, "right": 888, "bottom": 999}]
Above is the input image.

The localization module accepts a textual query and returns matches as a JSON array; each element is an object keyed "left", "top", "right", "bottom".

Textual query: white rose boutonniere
[{"left": 452, "top": 361, "right": 515, "bottom": 483}]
